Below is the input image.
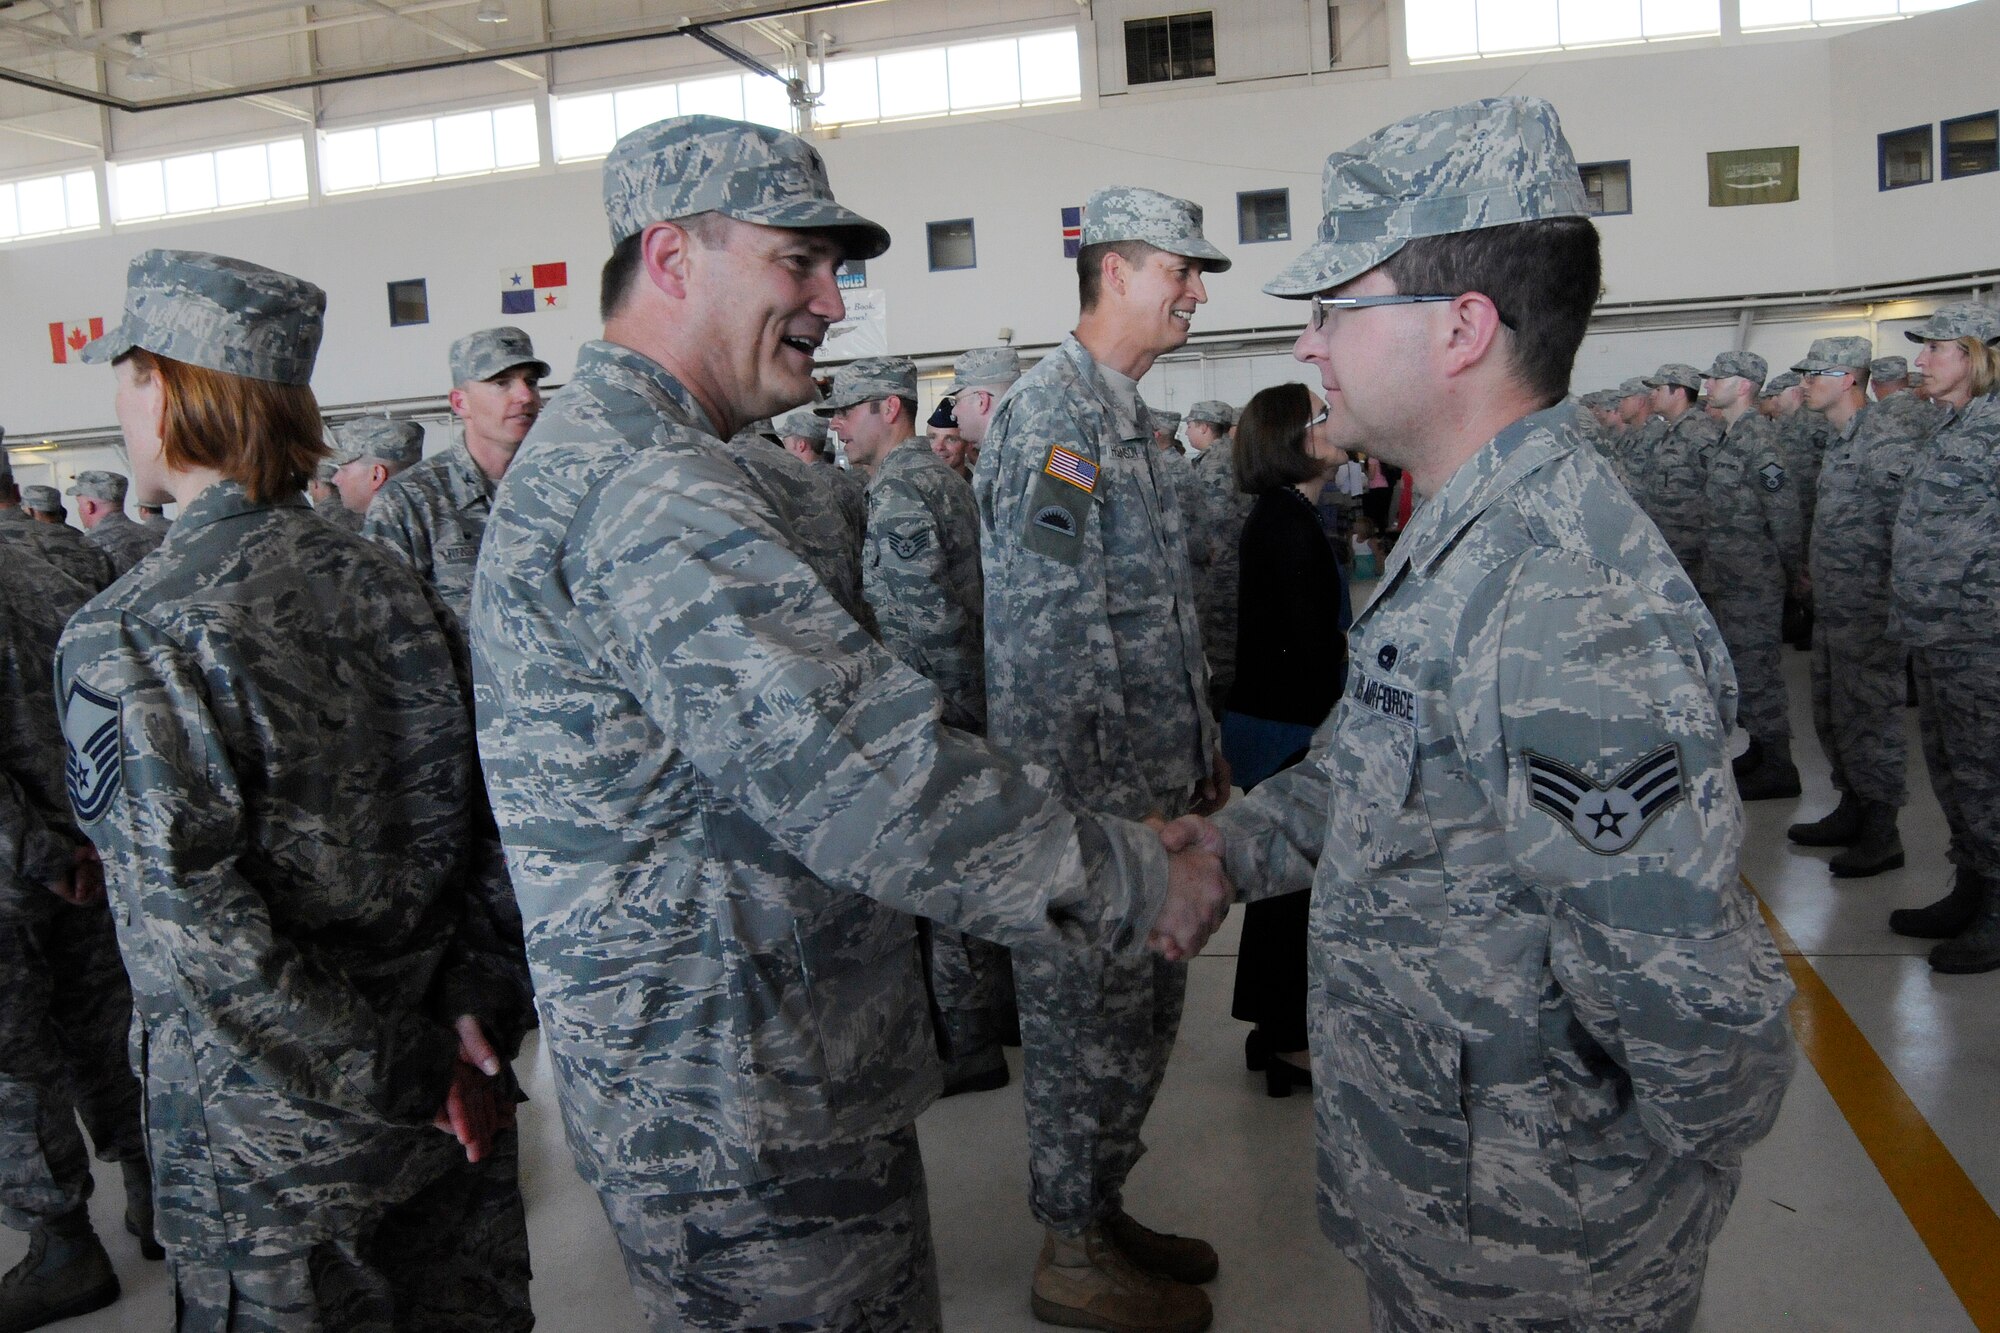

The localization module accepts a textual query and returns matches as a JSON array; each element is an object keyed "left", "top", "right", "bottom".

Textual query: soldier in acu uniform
[
  {"left": 363, "top": 327, "right": 547, "bottom": 622},
  {"left": 818, "top": 357, "right": 1012, "bottom": 1097},
  {"left": 1871, "top": 355, "right": 1914, "bottom": 400},
  {"left": 0, "top": 552, "right": 155, "bottom": 1333},
  {"left": 1176, "top": 96, "right": 1795, "bottom": 1333},
  {"left": 947, "top": 345, "right": 1022, "bottom": 452},
  {"left": 19, "top": 488, "right": 64, "bottom": 525},
  {"left": 468, "top": 115, "right": 1230, "bottom": 1332},
  {"left": 134, "top": 504, "right": 170, "bottom": 533},
  {"left": 56, "top": 248, "right": 535, "bottom": 1331},
  {"left": 1699, "top": 351, "right": 1805, "bottom": 800},
  {"left": 1636, "top": 362, "right": 1722, "bottom": 584},
  {"left": 67, "top": 470, "right": 163, "bottom": 577},
  {"left": 1185, "top": 399, "right": 1253, "bottom": 716},
  {"left": 1760, "top": 370, "right": 1824, "bottom": 648},
  {"left": 331, "top": 414, "right": 423, "bottom": 527},
  {"left": 0, "top": 467, "right": 114, "bottom": 594},
  {"left": 1888, "top": 303, "right": 2000, "bottom": 968},
  {"left": 974, "top": 186, "right": 1231, "bottom": 1333}
]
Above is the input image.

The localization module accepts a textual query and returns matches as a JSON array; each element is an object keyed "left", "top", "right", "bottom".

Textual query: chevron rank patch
[
  {"left": 1526, "top": 745, "right": 1684, "bottom": 855},
  {"left": 63, "top": 679, "right": 123, "bottom": 825},
  {"left": 883, "top": 530, "right": 931, "bottom": 561},
  {"left": 1758, "top": 461, "right": 1785, "bottom": 492}
]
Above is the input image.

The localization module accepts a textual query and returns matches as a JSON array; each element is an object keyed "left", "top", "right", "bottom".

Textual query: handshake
[{"left": 1146, "top": 814, "right": 1233, "bottom": 963}]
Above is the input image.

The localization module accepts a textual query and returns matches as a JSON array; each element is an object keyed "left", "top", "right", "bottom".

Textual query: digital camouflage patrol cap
[
  {"left": 333, "top": 417, "right": 425, "bottom": 467},
  {"left": 451, "top": 326, "right": 550, "bottom": 385},
  {"left": 1759, "top": 371, "right": 1801, "bottom": 397},
  {"left": 82, "top": 248, "right": 324, "bottom": 386},
  {"left": 815, "top": 357, "right": 918, "bottom": 414},
  {"left": 1869, "top": 356, "right": 1909, "bottom": 381},
  {"left": 950, "top": 346, "right": 1022, "bottom": 392},
  {"left": 22, "top": 485, "right": 63, "bottom": 515},
  {"left": 1153, "top": 410, "right": 1183, "bottom": 433},
  {"left": 1186, "top": 400, "right": 1236, "bottom": 427},
  {"left": 1704, "top": 350, "right": 1767, "bottom": 388},
  {"left": 772, "top": 408, "right": 828, "bottom": 443},
  {"left": 1081, "top": 188, "right": 1232, "bottom": 273},
  {"left": 66, "top": 470, "right": 129, "bottom": 504},
  {"left": 1903, "top": 301, "right": 2000, "bottom": 346},
  {"left": 603, "top": 114, "right": 889, "bottom": 261},
  {"left": 1617, "top": 377, "right": 1651, "bottom": 399},
  {"left": 1644, "top": 363, "right": 1705, "bottom": 393},
  {"left": 1792, "top": 337, "right": 1873, "bottom": 375},
  {"left": 1265, "top": 96, "right": 1590, "bottom": 299}
]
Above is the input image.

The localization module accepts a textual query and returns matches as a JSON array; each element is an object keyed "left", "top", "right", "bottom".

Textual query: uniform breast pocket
[{"left": 1332, "top": 711, "right": 1439, "bottom": 875}]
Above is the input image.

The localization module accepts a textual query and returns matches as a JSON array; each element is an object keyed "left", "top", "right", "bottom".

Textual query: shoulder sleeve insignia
[
  {"left": 1758, "top": 461, "right": 1785, "bottom": 492},
  {"left": 1526, "top": 745, "right": 1683, "bottom": 855},
  {"left": 63, "top": 679, "right": 124, "bottom": 825},
  {"left": 1033, "top": 504, "right": 1078, "bottom": 538},
  {"left": 883, "top": 530, "right": 932, "bottom": 561},
  {"left": 1044, "top": 445, "right": 1099, "bottom": 494}
]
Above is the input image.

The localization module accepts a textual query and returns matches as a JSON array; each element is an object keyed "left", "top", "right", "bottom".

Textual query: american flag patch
[{"left": 1045, "top": 445, "right": 1098, "bottom": 493}]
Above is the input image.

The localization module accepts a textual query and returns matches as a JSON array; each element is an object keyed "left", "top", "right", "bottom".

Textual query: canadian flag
[{"left": 49, "top": 318, "right": 105, "bottom": 365}]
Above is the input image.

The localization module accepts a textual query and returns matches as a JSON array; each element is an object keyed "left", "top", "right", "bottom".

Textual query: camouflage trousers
[
  {"left": 0, "top": 892, "right": 144, "bottom": 1230},
  {"left": 597, "top": 1125, "right": 940, "bottom": 1331},
  {"left": 1912, "top": 649, "right": 2000, "bottom": 880},
  {"left": 1708, "top": 577, "right": 1789, "bottom": 745},
  {"left": 1366, "top": 1278, "right": 1700, "bottom": 1333},
  {"left": 918, "top": 920, "right": 1015, "bottom": 1062},
  {"left": 1810, "top": 618, "right": 1908, "bottom": 806},
  {"left": 1013, "top": 942, "right": 1188, "bottom": 1235},
  {"left": 165, "top": 1129, "right": 532, "bottom": 1332}
]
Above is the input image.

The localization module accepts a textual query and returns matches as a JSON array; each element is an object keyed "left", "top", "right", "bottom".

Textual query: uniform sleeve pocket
[
  {"left": 1020, "top": 469, "right": 1091, "bottom": 565},
  {"left": 1321, "top": 997, "right": 1470, "bottom": 1242}
]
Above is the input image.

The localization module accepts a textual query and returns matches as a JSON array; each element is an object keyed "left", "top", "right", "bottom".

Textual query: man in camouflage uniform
[
  {"left": 1889, "top": 303, "right": 2000, "bottom": 966},
  {"left": 924, "top": 401, "right": 970, "bottom": 480},
  {"left": 1787, "top": 336, "right": 1939, "bottom": 874},
  {"left": 469, "top": 116, "right": 1231, "bottom": 1332},
  {"left": 1148, "top": 407, "right": 1203, "bottom": 543},
  {"left": 67, "top": 470, "right": 163, "bottom": 577},
  {"left": 134, "top": 504, "right": 170, "bottom": 533},
  {"left": 974, "top": 185, "right": 1230, "bottom": 1332},
  {"left": 1699, "top": 351, "right": 1805, "bottom": 801},
  {"left": 0, "top": 552, "right": 155, "bottom": 1333},
  {"left": 19, "top": 487, "right": 64, "bottom": 525},
  {"left": 308, "top": 457, "right": 359, "bottom": 531},
  {"left": 1185, "top": 399, "right": 1253, "bottom": 714},
  {"left": 1178, "top": 95, "right": 1795, "bottom": 1333},
  {"left": 363, "top": 327, "right": 548, "bottom": 622},
  {"left": 947, "top": 345, "right": 1022, "bottom": 451},
  {"left": 774, "top": 404, "right": 870, "bottom": 553},
  {"left": 331, "top": 415, "right": 424, "bottom": 524},
  {"left": 1635, "top": 362, "right": 1721, "bottom": 583},
  {"left": 1870, "top": 355, "right": 1913, "bottom": 400},
  {"left": 1760, "top": 370, "right": 1824, "bottom": 649},
  {"left": 0, "top": 465, "right": 114, "bottom": 594},
  {"left": 58, "top": 248, "right": 534, "bottom": 1331},
  {"left": 818, "top": 357, "right": 1012, "bottom": 1096}
]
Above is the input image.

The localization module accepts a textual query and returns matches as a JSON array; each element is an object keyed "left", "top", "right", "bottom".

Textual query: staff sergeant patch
[
  {"left": 63, "top": 679, "right": 123, "bottom": 825},
  {"left": 1044, "top": 445, "right": 1098, "bottom": 494},
  {"left": 1758, "top": 462, "right": 1785, "bottom": 492},
  {"left": 1526, "top": 745, "right": 1684, "bottom": 855}
]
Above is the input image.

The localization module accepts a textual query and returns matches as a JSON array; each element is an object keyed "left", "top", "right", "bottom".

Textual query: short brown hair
[
  {"left": 124, "top": 348, "right": 325, "bottom": 503},
  {"left": 1233, "top": 383, "right": 1326, "bottom": 496},
  {"left": 1957, "top": 337, "right": 2000, "bottom": 398},
  {"left": 1076, "top": 240, "right": 1158, "bottom": 312}
]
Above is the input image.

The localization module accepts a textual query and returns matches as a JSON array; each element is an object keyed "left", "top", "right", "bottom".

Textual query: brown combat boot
[
  {"left": 1105, "top": 1211, "right": 1218, "bottom": 1285},
  {"left": 1031, "top": 1226, "right": 1212, "bottom": 1333}
]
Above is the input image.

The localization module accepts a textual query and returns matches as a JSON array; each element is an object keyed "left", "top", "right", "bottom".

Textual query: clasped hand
[
  {"left": 1146, "top": 814, "right": 1233, "bottom": 963},
  {"left": 434, "top": 1014, "right": 515, "bottom": 1163}
]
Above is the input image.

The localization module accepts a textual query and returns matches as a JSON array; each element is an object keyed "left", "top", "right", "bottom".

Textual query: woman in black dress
[{"left": 1224, "top": 382, "right": 1351, "bottom": 1096}]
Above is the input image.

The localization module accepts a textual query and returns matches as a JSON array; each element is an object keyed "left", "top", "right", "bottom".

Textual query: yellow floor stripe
[{"left": 1751, "top": 884, "right": 2000, "bottom": 1332}]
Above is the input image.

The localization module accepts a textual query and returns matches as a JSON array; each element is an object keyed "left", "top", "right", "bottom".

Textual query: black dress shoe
[
  {"left": 1265, "top": 1057, "right": 1312, "bottom": 1099},
  {"left": 1243, "top": 1028, "right": 1271, "bottom": 1072}
]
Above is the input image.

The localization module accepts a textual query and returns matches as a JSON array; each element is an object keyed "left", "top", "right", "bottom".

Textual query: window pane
[
  {"left": 1642, "top": 0, "right": 1719, "bottom": 34},
  {"left": 1811, "top": 0, "right": 1891, "bottom": 18},
  {"left": 1903, "top": 0, "right": 1974, "bottom": 11},
  {"left": 377, "top": 120, "right": 438, "bottom": 183},
  {"left": 112, "top": 160, "right": 164, "bottom": 218},
  {"left": 436, "top": 110, "right": 497, "bottom": 175},
  {"left": 322, "top": 128, "right": 380, "bottom": 190},
  {"left": 949, "top": 39, "right": 1021, "bottom": 111},
  {"left": 555, "top": 94, "right": 615, "bottom": 161},
  {"left": 613, "top": 84, "right": 677, "bottom": 136},
  {"left": 1478, "top": 0, "right": 1560, "bottom": 52},
  {"left": 1740, "top": 0, "right": 1812, "bottom": 26},
  {"left": 494, "top": 105, "right": 539, "bottom": 167},
  {"left": 1405, "top": 0, "right": 1480, "bottom": 59},
  {"left": 0, "top": 184, "right": 18, "bottom": 239},
  {"left": 1170, "top": 13, "right": 1215, "bottom": 77},
  {"left": 678, "top": 74, "right": 745, "bottom": 119},
  {"left": 1019, "top": 31, "right": 1082, "bottom": 102},
  {"left": 816, "top": 56, "right": 879, "bottom": 125},
  {"left": 1943, "top": 112, "right": 1999, "bottom": 178},
  {"left": 1560, "top": 0, "right": 1641, "bottom": 43},
  {"left": 14, "top": 175, "right": 66, "bottom": 233},
  {"left": 269, "top": 139, "right": 308, "bottom": 198},
  {"left": 879, "top": 48, "right": 949, "bottom": 119},
  {"left": 742, "top": 75, "right": 792, "bottom": 130},
  {"left": 63, "top": 171, "right": 98, "bottom": 227},
  {"left": 214, "top": 144, "right": 271, "bottom": 206},
  {"left": 926, "top": 218, "right": 975, "bottom": 270},
  {"left": 1879, "top": 128, "right": 1932, "bottom": 188},
  {"left": 162, "top": 152, "right": 217, "bottom": 213}
]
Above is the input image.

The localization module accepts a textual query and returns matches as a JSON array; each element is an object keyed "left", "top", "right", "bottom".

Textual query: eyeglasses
[
  {"left": 1307, "top": 407, "right": 1329, "bottom": 428},
  {"left": 1308, "top": 292, "right": 1516, "bottom": 332},
  {"left": 1801, "top": 368, "right": 1851, "bottom": 379}
]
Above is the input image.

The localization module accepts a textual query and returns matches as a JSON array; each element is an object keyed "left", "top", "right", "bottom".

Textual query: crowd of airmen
[
  {"left": 0, "top": 87, "right": 1987, "bottom": 1333},
  {"left": 1572, "top": 309, "right": 2000, "bottom": 975}
]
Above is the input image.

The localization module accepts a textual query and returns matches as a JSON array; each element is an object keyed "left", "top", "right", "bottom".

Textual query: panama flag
[
  {"left": 1061, "top": 206, "right": 1082, "bottom": 259},
  {"left": 49, "top": 317, "right": 105, "bottom": 364},
  {"left": 500, "top": 262, "right": 567, "bottom": 314}
]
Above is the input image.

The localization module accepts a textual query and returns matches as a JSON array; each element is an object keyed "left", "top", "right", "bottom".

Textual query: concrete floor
[{"left": 14, "top": 647, "right": 1995, "bottom": 1331}]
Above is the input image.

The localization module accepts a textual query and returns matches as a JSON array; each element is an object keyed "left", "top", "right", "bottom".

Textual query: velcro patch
[
  {"left": 883, "top": 530, "right": 932, "bottom": 561},
  {"left": 1758, "top": 462, "right": 1785, "bottom": 492},
  {"left": 1034, "top": 505, "right": 1078, "bottom": 538},
  {"left": 63, "top": 679, "right": 123, "bottom": 825},
  {"left": 1526, "top": 745, "right": 1684, "bottom": 855},
  {"left": 1352, "top": 669, "right": 1418, "bottom": 728},
  {"left": 1044, "top": 445, "right": 1098, "bottom": 494},
  {"left": 440, "top": 543, "right": 478, "bottom": 563}
]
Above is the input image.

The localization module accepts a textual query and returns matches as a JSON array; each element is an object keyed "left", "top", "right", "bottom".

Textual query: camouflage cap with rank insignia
[
  {"left": 1186, "top": 400, "right": 1236, "bottom": 427},
  {"left": 949, "top": 346, "right": 1022, "bottom": 392},
  {"left": 1081, "top": 187, "right": 1232, "bottom": 273},
  {"left": 65, "top": 470, "right": 129, "bottom": 504},
  {"left": 1869, "top": 356, "right": 1909, "bottom": 381},
  {"left": 772, "top": 407, "right": 828, "bottom": 442},
  {"left": 1792, "top": 336, "right": 1873, "bottom": 374},
  {"left": 333, "top": 417, "right": 425, "bottom": 466},
  {"left": 602, "top": 114, "right": 889, "bottom": 260},
  {"left": 814, "top": 356, "right": 918, "bottom": 414},
  {"left": 81, "top": 248, "right": 324, "bottom": 386},
  {"left": 22, "top": 484, "right": 63, "bottom": 515},
  {"left": 1265, "top": 95, "right": 1591, "bottom": 299},
  {"left": 1903, "top": 300, "right": 2000, "bottom": 346},
  {"left": 1644, "top": 363, "right": 1705, "bottom": 392},
  {"left": 450, "top": 326, "right": 550, "bottom": 386},
  {"left": 1703, "top": 350, "right": 1766, "bottom": 388},
  {"left": 1759, "top": 370, "right": 1801, "bottom": 397}
]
